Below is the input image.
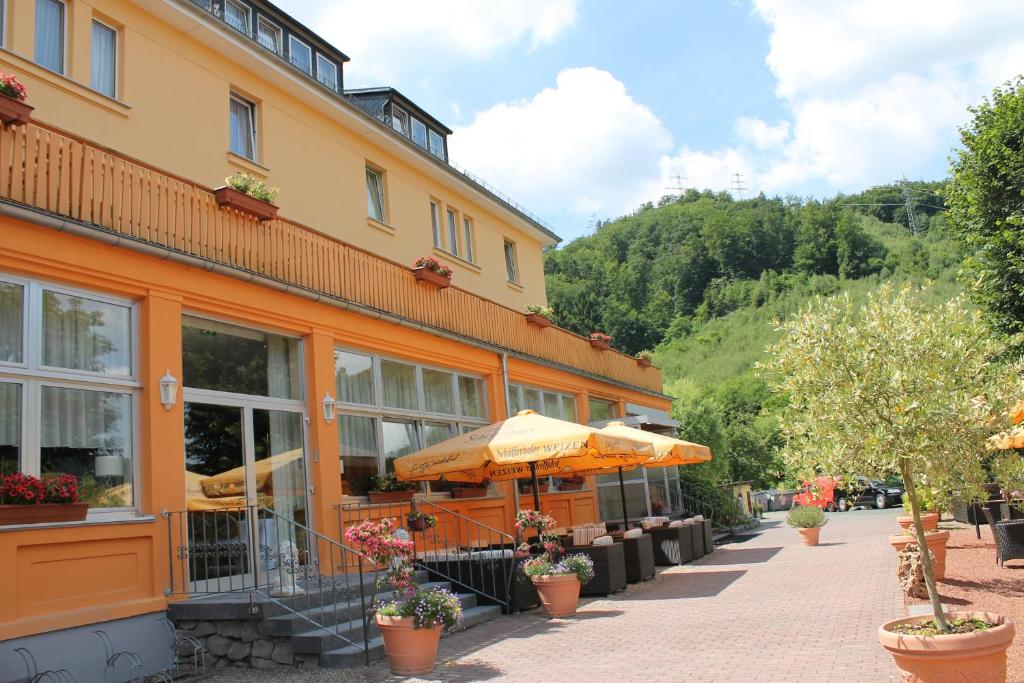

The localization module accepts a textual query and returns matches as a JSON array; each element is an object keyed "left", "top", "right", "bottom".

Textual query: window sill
[
  {"left": 0, "top": 512, "right": 155, "bottom": 533},
  {"left": 226, "top": 151, "right": 271, "bottom": 176},
  {"left": 432, "top": 247, "right": 481, "bottom": 273},
  {"left": 0, "top": 48, "right": 131, "bottom": 118},
  {"left": 506, "top": 280, "right": 525, "bottom": 292},
  {"left": 367, "top": 217, "right": 396, "bottom": 235}
]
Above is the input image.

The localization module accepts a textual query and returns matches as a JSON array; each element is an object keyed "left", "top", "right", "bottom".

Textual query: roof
[{"left": 345, "top": 87, "right": 454, "bottom": 135}]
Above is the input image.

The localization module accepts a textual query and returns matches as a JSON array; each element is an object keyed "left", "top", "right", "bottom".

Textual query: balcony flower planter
[
  {"left": 377, "top": 614, "right": 443, "bottom": 675},
  {"left": 636, "top": 357, "right": 652, "bottom": 368},
  {"left": 889, "top": 530, "right": 950, "bottom": 580},
  {"left": 451, "top": 486, "right": 488, "bottom": 499},
  {"left": 897, "top": 511, "right": 939, "bottom": 531},
  {"left": 368, "top": 490, "right": 416, "bottom": 504},
  {"left": 412, "top": 267, "right": 451, "bottom": 289},
  {"left": 589, "top": 339, "right": 610, "bottom": 350},
  {"left": 525, "top": 312, "right": 552, "bottom": 328},
  {"left": 878, "top": 611, "right": 1014, "bottom": 682},
  {"left": 213, "top": 186, "right": 279, "bottom": 221},
  {"left": 558, "top": 481, "right": 585, "bottom": 492},
  {"left": 0, "top": 502, "right": 88, "bottom": 526},
  {"left": 519, "top": 483, "right": 549, "bottom": 495},
  {"left": 0, "top": 96, "right": 32, "bottom": 127}
]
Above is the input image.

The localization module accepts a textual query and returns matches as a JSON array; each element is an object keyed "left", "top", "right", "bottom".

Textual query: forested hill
[{"left": 543, "top": 182, "right": 963, "bottom": 488}]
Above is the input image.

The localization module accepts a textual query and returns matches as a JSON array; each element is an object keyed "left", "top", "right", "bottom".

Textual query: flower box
[
  {"left": 213, "top": 186, "right": 279, "bottom": 221},
  {"left": 0, "top": 97, "right": 32, "bottom": 127},
  {"left": 637, "top": 357, "right": 652, "bottom": 368},
  {"left": 525, "top": 312, "right": 552, "bottom": 328},
  {"left": 589, "top": 338, "right": 610, "bottom": 351},
  {"left": 451, "top": 486, "right": 488, "bottom": 499},
  {"left": 519, "top": 483, "right": 549, "bottom": 495},
  {"left": 558, "top": 481, "right": 585, "bottom": 492},
  {"left": 412, "top": 267, "right": 451, "bottom": 289},
  {"left": 0, "top": 502, "right": 88, "bottom": 526},
  {"left": 368, "top": 490, "right": 416, "bottom": 504}
]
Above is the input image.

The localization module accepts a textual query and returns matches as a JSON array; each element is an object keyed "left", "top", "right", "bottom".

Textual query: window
[
  {"left": 288, "top": 35, "right": 312, "bottom": 74},
  {"left": 90, "top": 20, "right": 117, "bottom": 98},
  {"left": 316, "top": 54, "right": 338, "bottom": 91},
  {"left": 365, "top": 167, "right": 386, "bottom": 223},
  {"left": 0, "top": 274, "right": 137, "bottom": 510},
  {"left": 35, "top": 0, "right": 65, "bottom": 74},
  {"left": 256, "top": 16, "right": 282, "bottom": 54},
  {"left": 503, "top": 240, "right": 519, "bottom": 283},
  {"left": 588, "top": 397, "right": 618, "bottom": 422},
  {"left": 430, "top": 201, "right": 442, "bottom": 248},
  {"left": 410, "top": 118, "right": 427, "bottom": 148},
  {"left": 428, "top": 130, "right": 445, "bottom": 159},
  {"left": 391, "top": 107, "right": 408, "bottom": 136},
  {"left": 334, "top": 348, "right": 488, "bottom": 496},
  {"left": 446, "top": 209, "right": 459, "bottom": 257},
  {"left": 462, "top": 217, "right": 475, "bottom": 263},
  {"left": 223, "top": 0, "right": 250, "bottom": 34},
  {"left": 229, "top": 94, "right": 257, "bottom": 161},
  {"left": 508, "top": 384, "right": 580, "bottom": 491}
]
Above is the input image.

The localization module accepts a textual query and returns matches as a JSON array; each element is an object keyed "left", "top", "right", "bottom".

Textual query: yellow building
[{"left": 0, "top": 0, "right": 679, "bottom": 677}]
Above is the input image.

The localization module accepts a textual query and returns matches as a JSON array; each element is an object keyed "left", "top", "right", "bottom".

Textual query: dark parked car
[{"left": 836, "top": 477, "right": 903, "bottom": 511}]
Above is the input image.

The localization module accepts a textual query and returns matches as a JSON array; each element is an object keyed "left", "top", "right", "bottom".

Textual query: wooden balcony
[{"left": 0, "top": 120, "right": 663, "bottom": 394}]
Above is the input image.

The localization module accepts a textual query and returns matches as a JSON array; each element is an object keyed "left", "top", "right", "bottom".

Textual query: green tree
[
  {"left": 947, "top": 76, "right": 1024, "bottom": 336},
  {"left": 761, "top": 283, "right": 1022, "bottom": 631}
]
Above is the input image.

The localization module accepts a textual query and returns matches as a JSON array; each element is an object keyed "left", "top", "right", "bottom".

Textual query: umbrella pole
[
  {"left": 618, "top": 467, "right": 630, "bottom": 530},
  {"left": 530, "top": 462, "right": 542, "bottom": 511}
]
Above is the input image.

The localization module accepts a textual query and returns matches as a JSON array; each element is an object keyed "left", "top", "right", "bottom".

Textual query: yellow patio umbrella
[{"left": 393, "top": 410, "right": 655, "bottom": 509}]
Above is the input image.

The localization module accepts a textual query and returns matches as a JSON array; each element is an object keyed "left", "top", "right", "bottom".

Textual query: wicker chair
[
  {"left": 646, "top": 525, "right": 695, "bottom": 566},
  {"left": 982, "top": 506, "right": 1024, "bottom": 566},
  {"left": 562, "top": 542, "right": 627, "bottom": 595},
  {"left": 687, "top": 522, "right": 705, "bottom": 560},
  {"left": 702, "top": 520, "right": 715, "bottom": 555},
  {"left": 618, "top": 534, "right": 656, "bottom": 583}
]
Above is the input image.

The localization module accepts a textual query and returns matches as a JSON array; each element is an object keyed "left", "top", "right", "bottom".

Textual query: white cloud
[
  {"left": 311, "top": 0, "right": 578, "bottom": 85},
  {"left": 449, "top": 68, "right": 673, "bottom": 218},
  {"left": 735, "top": 118, "right": 789, "bottom": 150}
]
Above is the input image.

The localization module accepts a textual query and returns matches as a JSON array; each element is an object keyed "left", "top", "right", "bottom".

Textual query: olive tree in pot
[{"left": 762, "top": 284, "right": 1021, "bottom": 681}]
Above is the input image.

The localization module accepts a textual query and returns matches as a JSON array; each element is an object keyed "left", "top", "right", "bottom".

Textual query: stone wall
[{"left": 173, "top": 619, "right": 319, "bottom": 671}]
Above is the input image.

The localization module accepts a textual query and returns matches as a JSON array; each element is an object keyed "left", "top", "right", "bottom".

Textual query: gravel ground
[{"left": 906, "top": 522, "right": 1024, "bottom": 681}]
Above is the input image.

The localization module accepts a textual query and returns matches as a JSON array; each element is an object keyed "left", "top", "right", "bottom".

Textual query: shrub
[
  {"left": 635, "top": 349, "right": 655, "bottom": 361},
  {"left": 527, "top": 304, "right": 554, "bottom": 318},
  {"left": 787, "top": 505, "right": 827, "bottom": 528}
]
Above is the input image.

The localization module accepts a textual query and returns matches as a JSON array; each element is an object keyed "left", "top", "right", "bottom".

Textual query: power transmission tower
[
  {"left": 665, "top": 174, "right": 687, "bottom": 193},
  {"left": 899, "top": 176, "right": 919, "bottom": 237},
  {"left": 730, "top": 172, "right": 747, "bottom": 199}
]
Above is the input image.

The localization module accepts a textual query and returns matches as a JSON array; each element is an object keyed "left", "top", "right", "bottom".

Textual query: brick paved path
[{"left": 368, "top": 508, "right": 905, "bottom": 683}]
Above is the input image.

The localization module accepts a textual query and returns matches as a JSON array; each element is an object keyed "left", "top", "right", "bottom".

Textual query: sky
[{"left": 277, "top": 0, "right": 1024, "bottom": 242}]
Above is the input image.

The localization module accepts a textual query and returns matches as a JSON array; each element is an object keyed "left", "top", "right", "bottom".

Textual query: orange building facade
[{"left": 0, "top": 0, "right": 675, "bottom": 676}]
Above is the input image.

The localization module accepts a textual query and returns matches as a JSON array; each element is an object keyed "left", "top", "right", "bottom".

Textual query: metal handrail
[{"left": 335, "top": 499, "right": 519, "bottom": 613}]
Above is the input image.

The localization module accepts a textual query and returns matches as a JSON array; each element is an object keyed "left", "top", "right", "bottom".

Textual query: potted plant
[
  {"left": 764, "top": 284, "right": 1021, "bottom": 681},
  {"left": 214, "top": 172, "right": 279, "bottom": 221},
  {"left": 525, "top": 305, "right": 554, "bottom": 328},
  {"left": 635, "top": 349, "right": 655, "bottom": 368},
  {"left": 344, "top": 518, "right": 462, "bottom": 675},
  {"left": 786, "top": 505, "right": 827, "bottom": 545},
  {"left": 897, "top": 490, "right": 940, "bottom": 531},
  {"left": 367, "top": 473, "right": 417, "bottom": 504},
  {"left": 557, "top": 474, "right": 585, "bottom": 491},
  {"left": 411, "top": 256, "right": 453, "bottom": 289},
  {"left": 514, "top": 509, "right": 594, "bottom": 617},
  {"left": 450, "top": 482, "right": 489, "bottom": 499},
  {"left": 0, "top": 73, "right": 32, "bottom": 127},
  {"left": 0, "top": 473, "right": 87, "bottom": 525},
  {"left": 406, "top": 510, "right": 437, "bottom": 532},
  {"left": 588, "top": 332, "right": 612, "bottom": 350}
]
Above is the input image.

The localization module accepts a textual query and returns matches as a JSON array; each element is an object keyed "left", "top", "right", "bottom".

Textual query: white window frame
[
  {"left": 35, "top": 0, "right": 66, "bottom": 75},
  {"left": 0, "top": 272, "right": 141, "bottom": 516},
  {"left": 1, "top": 0, "right": 7, "bottom": 49},
  {"left": 315, "top": 53, "right": 338, "bottom": 90},
  {"left": 428, "top": 130, "right": 445, "bottom": 159},
  {"left": 229, "top": 93, "right": 258, "bottom": 161},
  {"left": 430, "top": 200, "right": 442, "bottom": 248},
  {"left": 223, "top": 0, "right": 251, "bottom": 35},
  {"left": 504, "top": 240, "right": 519, "bottom": 283},
  {"left": 90, "top": 18, "right": 118, "bottom": 99},
  {"left": 288, "top": 35, "right": 313, "bottom": 74},
  {"left": 391, "top": 106, "right": 409, "bottom": 136},
  {"left": 256, "top": 16, "right": 282, "bottom": 54},
  {"left": 365, "top": 166, "right": 386, "bottom": 223},
  {"left": 410, "top": 118, "right": 428, "bottom": 148},
  {"left": 446, "top": 208, "right": 459, "bottom": 258},
  {"left": 462, "top": 216, "right": 475, "bottom": 263}
]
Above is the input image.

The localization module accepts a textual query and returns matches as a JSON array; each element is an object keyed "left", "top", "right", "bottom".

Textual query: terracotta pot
[
  {"left": 451, "top": 487, "right": 488, "bottom": 499},
  {"left": 531, "top": 574, "right": 581, "bottom": 617},
  {"left": 525, "top": 312, "right": 552, "bottom": 328},
  {"left": 636, "top": 357, "right": 653, "bottom": 368},
  {"left": 376, "top": 615, "right": 442, "bottom": 676},
  {"left": 589, "top": 338, "right": 610, "bottom": 350},
  {"left": 878, "top": 611, "right": 1014, "bottom": 682},
  {"left": 213, "top": 186, "right": 278, "bottom": 221},
  {"left": 797, "top": 527, "right": 821, "bottom": 546},
  {"left": 367, "top": 490, "right": 416, "bottom": 504},
  {"left": 412, "top": 267, "right": 451, "bottom": 289},
  {"left": 889, "top": 530, "right": 950, "bottom": 580},
  {"left": 0, "top": 96, "right": 33, "bottom": 127},
  {"left": 897, "top": 512, "right": 939, "bottom": 531},
  {"left": 0, "top": 502, "right": 88, "bottom": 526}
]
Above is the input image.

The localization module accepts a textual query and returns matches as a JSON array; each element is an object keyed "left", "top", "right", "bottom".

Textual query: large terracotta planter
[
  {"left": 889, "top": 530, "right": 950, "bottom": 580},
  {"left": 589, "top": 338, "right": 610, "bottom": 350},
  {"left": 897, "top": 512, "right": 939, "bottom": 531},
  {"left": 451, "top": 487, "right": 488, "bottom": 499},
  {"left": 412, "top": 267, "right": 451, "bottom": 289},
  {"left": 367, "top": 490, "right": 415, "bottom": 504},
  {"left": 797, "top": 527, "right": 821, "bottom": 546},
  {"left": 0, "top": 96, "right": 33, "bottom": 127},
  {"left": 0, "top": 503, "right": 88, "bottom": 526},
  {"left": 376, "top": 615, "right": 442, "bottom": 676},
  {"left": 213, "top": 186, "right": 278, "bottom": 221},
  {"left": 525, "top": 312, "right": 552, "bottom": 328},
  {"left": 878, "top": 611, "right": 1014, "bottom": 682},
  {"left": 531, "top": 574, "right": 581, "bottom": 617}
]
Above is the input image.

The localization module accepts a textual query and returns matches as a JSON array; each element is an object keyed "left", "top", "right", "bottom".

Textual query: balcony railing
[{"left": 0, "top": 120, "right": 663, "bottom": 393}]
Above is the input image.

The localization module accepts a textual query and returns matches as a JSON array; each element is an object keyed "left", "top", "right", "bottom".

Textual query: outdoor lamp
[
  {"left": 159, "top": 370, "right": 178, "bottom": 411},
  {"left": 322, "top": 392, "right": 337, "bottom": 424}
]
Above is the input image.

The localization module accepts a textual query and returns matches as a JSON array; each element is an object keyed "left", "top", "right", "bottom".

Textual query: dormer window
[
  {"left": 428, "top": 130, "right": 445, "bottom": 159},
  {"left": 316, "top": 54, "right": 338, "bottom": 91},
  {"left": 410, "top": 118, "right": 428, "bottom": 148},
  {"left": 256, "top": 17, "right": 282, "bottom": 54},
  {"left": 289, "top": 35, "right": 312, "bottom": 74},
  {"left": 224, "top": 0, "right": 250, "bottom": 34},
  {"left": 391, "top": 107, "right": 409, "bottom": 136}
]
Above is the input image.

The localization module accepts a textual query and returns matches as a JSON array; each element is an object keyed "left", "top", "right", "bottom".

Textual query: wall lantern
[
  {"left": 322, "top": 392, "right": 337, "bottom": 424},
  {"left": 159, "top": 370, "right": 179, "bottom": 411}
]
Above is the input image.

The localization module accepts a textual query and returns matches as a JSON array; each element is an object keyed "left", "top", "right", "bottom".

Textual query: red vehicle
[{"left": 792, "top": 477, "right": 845, "bottom": 512}]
